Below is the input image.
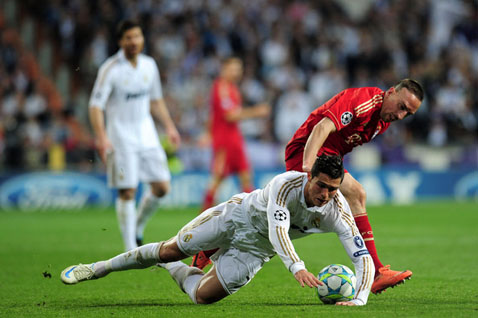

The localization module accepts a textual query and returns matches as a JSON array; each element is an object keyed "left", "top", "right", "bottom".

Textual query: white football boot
[{"left": 61, "top": 263, "right": 97, "bottom": 285}]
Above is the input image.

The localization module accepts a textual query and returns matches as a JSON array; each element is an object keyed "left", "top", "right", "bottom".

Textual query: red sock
[
  {"left": 202, "top": 188, "right": 215, "bottom": 211},
  {"left": 354, "top": 214, "right": 384, "bottom": 276}
]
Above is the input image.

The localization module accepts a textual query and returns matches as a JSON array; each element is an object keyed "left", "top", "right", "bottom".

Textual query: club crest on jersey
[
  {"left": 183, "top": 233, "right": 193, "bottom": 242},
  {"left": 274, "top": 210, "right": 287, "bottom": 221},
  {"left": 341, "top": 111, "right": 353, "bottom": 126},
  {"left": 354, "top": 236, "right": 364, "bottom": 248}
]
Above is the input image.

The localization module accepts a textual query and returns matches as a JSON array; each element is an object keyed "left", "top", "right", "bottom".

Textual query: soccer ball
[{"left": 316, "top": 264, "right": 356, "bottom": 304}]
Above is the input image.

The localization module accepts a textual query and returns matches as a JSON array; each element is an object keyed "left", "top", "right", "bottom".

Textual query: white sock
[
  {"left": 165, "top": 261, "right": 203, "bottom": 303},
  {"left": 136, "top": 192, "right": 162, "bottom": 240},
  {"left": 116, "top": 198, "right": 137, "bottom": 251},
  {"left": 183, "top": 274, "right": 202, "bottom": 304},
  {"left": 96, "top": 243, "right": 161, "bottom": 277}
]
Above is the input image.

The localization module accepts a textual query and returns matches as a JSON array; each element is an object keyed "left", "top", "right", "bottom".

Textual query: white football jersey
[
  {"left": 242, "top": 171, "right": 374, "bottom": 305},
  {"left": 89, "top": 50, "right": 163, "bottom": 151}
]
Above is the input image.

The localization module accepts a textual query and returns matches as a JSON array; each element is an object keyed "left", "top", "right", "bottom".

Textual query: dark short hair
[
  {"left": 311, "top": 155, "right": 344, "bottom": 181},
  {"left": 116, "top": 20, "right": 142, "bottom": 41},
  {"left": 221, "top": 56, "right": 242, "bottom": 66},
  {"left": 394, "top": 79, "right": 424, "bottom": 101}
]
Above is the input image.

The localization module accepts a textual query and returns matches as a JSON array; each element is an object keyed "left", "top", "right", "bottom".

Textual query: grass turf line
[{"left": 0, "top": 201, "right": 477, "bottom": 317}]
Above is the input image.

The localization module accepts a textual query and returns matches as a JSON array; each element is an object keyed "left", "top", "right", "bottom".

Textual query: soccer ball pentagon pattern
[{"left": 316, "top": 264, "right": 356, "bottom": 304}]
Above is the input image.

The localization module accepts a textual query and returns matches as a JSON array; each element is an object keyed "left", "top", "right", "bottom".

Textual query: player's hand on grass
[
  {"left": 294, "top": 269, "right": 322, "bottom": 288},
  {"left": 335, "top": 301, "right": 357, "bottom": 306},
  {"left": 96, "top": 136, "right": 113, "bottom": 164}
]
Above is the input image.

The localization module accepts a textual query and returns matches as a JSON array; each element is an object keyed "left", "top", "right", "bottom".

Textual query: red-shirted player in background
[
  {"left": 192, "top": 57, "right": 270, "bottom": 269},
  {"left": 285, "top": 79, "right": 424, "bottom": 294}
]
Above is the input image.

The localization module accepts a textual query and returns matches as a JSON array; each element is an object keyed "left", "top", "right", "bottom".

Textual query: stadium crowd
[{"left": 0, "top": 0, "right": 477, "bottom": 172}]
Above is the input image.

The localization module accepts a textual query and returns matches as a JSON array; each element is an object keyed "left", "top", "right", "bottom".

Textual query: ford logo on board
[{"left": 0, "top": 172, "right": 112, "bottom": 211}]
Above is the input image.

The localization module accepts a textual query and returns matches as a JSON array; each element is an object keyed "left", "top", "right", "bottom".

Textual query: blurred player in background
[
  {"left": 89, "top": 20, "right": 180, "bottom": 251},
  {"left": 285, "top": 79, "right": 423, "bottom": 294},
  {"left": 192, "top": 57, "right": 270, "bottom": 268},
  {"left": 61, "top": 155, "right": 374, "bottom": 306}
]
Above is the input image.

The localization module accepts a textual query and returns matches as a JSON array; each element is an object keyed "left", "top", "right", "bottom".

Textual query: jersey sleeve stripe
[
  {"left": 279, "top": 182, "right": 302, "bottom": 207},
  {"left": 355, "top": 256, "right": 373, "bottom": 297},
  {"left": 334, "top": 196, "right": 359, "bottom": 236},
  {"left": 281, "top": 226, "right": 300, "bottom": 263},
  {"left": 356, "top": 104, "right": 375, "bottom": 116},
  {"left": 355, "top": 95, "right": 383, "bottom": 116},
  {"left": 97, "top": 57, "right": 119, "bottom": 88},
  {"left": 276, "top": 176, "right": 303, "bottom": 206},
  {"left": 276, "top": 226, "right": 300, "bottom": 263},
  {"left": 275, "top": 225, "right": 289, "bottom": 259}
]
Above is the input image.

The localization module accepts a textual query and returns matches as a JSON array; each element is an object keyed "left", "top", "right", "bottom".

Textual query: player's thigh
[
  {"left": 214, "top": 248, "right": 265, "bottom": 295},
  {"left": 139, "top": 147, "right": 171, "bottom": 183},
  {"left": 176, "top": 203, "right": 233, "bottom": 256},
  {"left": 107, "top": 150, "right": 139, "bottom": 189},
  {"left": 340, "top": 172, "right": 365, "bottom": 198}
]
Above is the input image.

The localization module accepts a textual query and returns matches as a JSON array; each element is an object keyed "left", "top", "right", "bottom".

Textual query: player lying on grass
[{"left": 61, "top": 155, "right": 374, "bottom": 306}]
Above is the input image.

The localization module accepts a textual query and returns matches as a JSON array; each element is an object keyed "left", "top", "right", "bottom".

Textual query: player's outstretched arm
[
  {"left": 150, "top": 99, "right": 181, "bottom": 149},
  {"left": 302, "top": 118, "right": 336, "bottom": 172},
  {"left": 294, "top": 269, "right": 321, "bottom": 288},
  {"left": 89, "top": 106, "right": 112, "bottom": 164}
]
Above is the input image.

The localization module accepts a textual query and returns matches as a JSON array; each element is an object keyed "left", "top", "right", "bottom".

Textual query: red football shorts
[{"left": 212, "top": 142, "right": 250, "bottom": 176}]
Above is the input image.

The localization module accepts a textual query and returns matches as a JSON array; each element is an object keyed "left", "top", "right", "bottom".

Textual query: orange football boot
[
  {"left": 371, "top": 265, "right": 412, "bottom": 294},
  {"left": 190, "top": 251, "right": 212, "bottom": 270}
]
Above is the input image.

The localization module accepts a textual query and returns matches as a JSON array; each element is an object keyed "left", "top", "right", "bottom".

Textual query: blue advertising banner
[{"left": 0, "top": 168, "right": 476, "bottom": 211}]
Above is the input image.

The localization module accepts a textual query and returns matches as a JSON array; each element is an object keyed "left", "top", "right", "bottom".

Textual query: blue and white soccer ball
[{"left": 316, "top": 264, "right": 356, "bottom": 304}]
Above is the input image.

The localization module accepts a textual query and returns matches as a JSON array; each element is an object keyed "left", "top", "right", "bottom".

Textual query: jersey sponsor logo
[
  {"left": 274, "top": 209, "right": 287, "bottom": 221},
  {"left": 344, "top": 133, "right": 362, "bottom": 145},
  {"left": 125, "top": 90, "right": 148, "bottom": 100},
  {"left": 353, "top": 249, "right": 370, "bottom": 257},
  {"left": 341, "top": 111, "right": 353, "bottom": 126},
  {"left": 354, "top": 236, "right": 364, "bottom": 248}
]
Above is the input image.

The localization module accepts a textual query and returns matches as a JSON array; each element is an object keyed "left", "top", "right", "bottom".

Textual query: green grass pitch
[{"left": 1, "top": 201, "right": 477, "bottom": 317}]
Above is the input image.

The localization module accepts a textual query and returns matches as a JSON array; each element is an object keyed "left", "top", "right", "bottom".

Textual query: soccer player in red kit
[
  {"left": 192, "top": 57, "right": 270, "bottom": 269},
  {"left": 285, "top": 79, "right": 424, "bottom": 294}
]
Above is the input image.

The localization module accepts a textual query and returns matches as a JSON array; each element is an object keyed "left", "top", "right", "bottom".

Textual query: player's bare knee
[
  {"left": 159, "top": 238, "right": 186, "bottom": 262},
  {"left": 151, "top": 182, "right": 170, "bottom": 197},
  {"left": 119, "top": 188, "right": 135, "bottom": 200}
]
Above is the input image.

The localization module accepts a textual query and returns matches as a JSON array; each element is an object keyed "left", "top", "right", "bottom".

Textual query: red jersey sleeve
[{"left": 321, "top": 88, "right": 383, "bottom": 131}]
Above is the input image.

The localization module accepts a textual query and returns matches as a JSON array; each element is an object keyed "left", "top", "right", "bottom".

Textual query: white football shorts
[
  {"left": 176, "top": 196, "right": 275, "bottom": 294},
  {"left": 107, "top": 147, "right": 170, "bottom": 189}
]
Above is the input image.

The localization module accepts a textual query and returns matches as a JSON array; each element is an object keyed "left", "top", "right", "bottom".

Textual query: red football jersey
[
  {"left": 285, "top": 87, "right": 390, "bottom": 160},
  {"left": 210, "top": 78, "right": 245, "bottom": 149}
]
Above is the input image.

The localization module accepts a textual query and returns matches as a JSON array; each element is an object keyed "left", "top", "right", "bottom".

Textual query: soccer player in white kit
[
  {"left": 61, "top": 155, "right": 374, "bottom": 306},
  {"left": 89, "top": 20, "right": 180, "bottom": 251}
]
